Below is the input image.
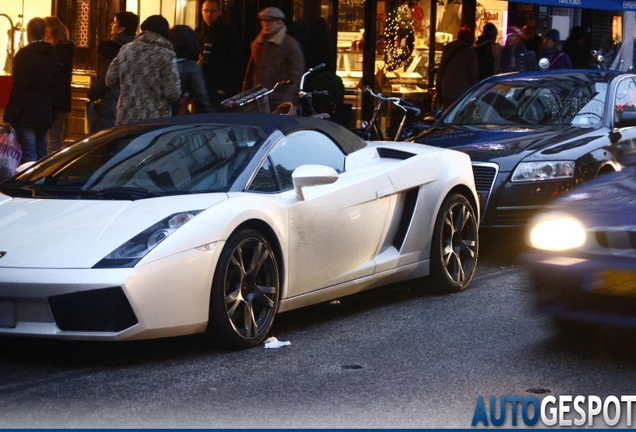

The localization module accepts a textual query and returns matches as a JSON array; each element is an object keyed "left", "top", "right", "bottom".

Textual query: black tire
[
  {"left": 206, "top": 229, "right": 280, "bottom": 349},
  {"left": 430, "top": 193, "right": 479, "bottom": 293},
  {"left": 553, "top": 318, "right": 598, "bottom": 335}
]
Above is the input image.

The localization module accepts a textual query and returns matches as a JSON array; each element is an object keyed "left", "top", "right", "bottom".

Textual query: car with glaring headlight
[
  {"left": 0, "top": 113, "right": 479, "bottom": 348},
  {"left": 524, "top": 166, "right": 636, "bottom": 330},
  {"left": 412, "top": 70, "right": 636, "bottom": 228}
]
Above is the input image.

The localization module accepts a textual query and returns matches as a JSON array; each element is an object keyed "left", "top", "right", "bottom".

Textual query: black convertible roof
[{"left": 138, "top": 113, "right": 367, "bottom": 155}]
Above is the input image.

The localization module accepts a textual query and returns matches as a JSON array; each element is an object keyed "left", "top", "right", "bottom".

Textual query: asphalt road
[{"left": 1, "top": 230, "right": 636, "bottom": 428}]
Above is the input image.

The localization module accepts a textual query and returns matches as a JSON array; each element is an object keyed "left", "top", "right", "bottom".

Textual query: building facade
[{"left": 1, "top": 0, "right": 636, "bottom": 137}]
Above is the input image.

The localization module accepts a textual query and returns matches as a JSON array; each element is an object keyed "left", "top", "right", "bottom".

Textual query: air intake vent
[
  {"left": 392, "top": 188, "right": 419, "bottom": 250},
  {"left": 472, "top": 165, "right": 497, "bottom": 191},
  {"left": 377, "top": 147, "right": 416, "bottom": 160},
  {"left": 49, "top": 287, "right": 138, "bottom": 332}
]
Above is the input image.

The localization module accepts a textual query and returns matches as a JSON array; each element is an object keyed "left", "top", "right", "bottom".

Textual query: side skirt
[{"left": 278, "top": 260, "right": 430, "bottom": 313}]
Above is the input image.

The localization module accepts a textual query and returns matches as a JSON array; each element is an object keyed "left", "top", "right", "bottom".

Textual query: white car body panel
[
  {"left": 0, "top": 194, "right": 228, "bottom": 268},
  {"left": 0, "top": 130, "right": 477, "bottom": 341}
]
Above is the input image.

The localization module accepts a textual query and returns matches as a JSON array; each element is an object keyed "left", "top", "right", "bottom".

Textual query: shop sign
[{"left": 508, "top": 0, "right": 636, "bottom": 11}]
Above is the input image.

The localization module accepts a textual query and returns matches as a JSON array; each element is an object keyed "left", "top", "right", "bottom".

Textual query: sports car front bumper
[{"left": 0, "top": 245, "right": 223, "bottom": 340}]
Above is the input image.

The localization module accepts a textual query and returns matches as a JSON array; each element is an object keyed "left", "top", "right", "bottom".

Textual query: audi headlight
[
  {"left": 93, "top": 211, "right": 201, "bottom": 268},
  {"left": 529, "top": 213, "right": 586, "bottom": 251},
  {"left": 511, "top": 161, "right": 575, "bottom": 182}
]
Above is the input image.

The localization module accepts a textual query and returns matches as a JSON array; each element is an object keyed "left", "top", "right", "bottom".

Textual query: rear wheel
[
  {"left": 430, "top": 193, "right": 478, "bottom": 293},
  {"left": 207, "top": 229, "right": 280, "bottom": 348}
]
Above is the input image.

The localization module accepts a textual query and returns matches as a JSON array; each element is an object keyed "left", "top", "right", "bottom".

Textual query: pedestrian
[
  {"left": 521, "top": 25, "right": 542, "bottom": 57},
  {"left": 563, "top": 26, "right": 589, "bottom": 69},
  {"left": 2, "top": 17, "right": 58, "bottom": 163},
  {"left": 436, "top": 25, "right": 479, "bottom": 111},
  {"left": 87, "top": 11, "right": 139, "bottom": 132},
  {"left": 539, "top": 29, "right": 572, "bottom": 70},
  {"left": 243, "top": 7, "right": 305, "bottom": 112},
  {"left": 44, "top": 16, "right": 74, "bottom": 154},
  {"left": 473, "top": 22, "right": 501, "bottom": 80},
  {"left": 195, "top": 0, "right": 242, "bottom": 110},
  {"left": 106, "top": 15, "right": 181, "bottom": 125},
  {"left": 500, "top": 25, "right": 538, "bottom": 73},
  {"left": 596, "top": 37, "right": 617, "bottom": 69},
  {"left": 168, "top": 25, "right": 213, "bottom": 115}
]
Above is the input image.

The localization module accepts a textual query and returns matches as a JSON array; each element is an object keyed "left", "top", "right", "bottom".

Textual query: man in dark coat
[
  {"left": 473, "top": 22, "right": 501, "bottom": 80},
  {"left": 87, "top": 11, "right": 138, "bottom": 132},
  {"left": 437, "top": 26, "right": 479, "bottom": 110},
  {"left": 196, "top": 0, "right": 242, "bottom": 110},
  {"left": 3, "top": 18, "right": 58, "bottom": 163}
]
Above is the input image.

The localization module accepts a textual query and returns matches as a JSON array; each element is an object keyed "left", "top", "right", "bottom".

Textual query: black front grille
[
  {"left": 472, "top": 165, "right": 497, "bottom": 191},
  {"left": 49, "top": 287, "right": 138, "bottom": 332},
  {"left": 377, "top": 147, "right": 415, "bottom": 160},
  {"left": 392, "top": 188, "right": 419, "bottom": 250},
  {"left": 496, "top": 207, "right": 540, "bottom": 227}
]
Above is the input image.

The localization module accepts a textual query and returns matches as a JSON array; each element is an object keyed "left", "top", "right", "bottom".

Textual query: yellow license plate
[{"left": 592, "top": 269, "right": 636, "bottom": 296}]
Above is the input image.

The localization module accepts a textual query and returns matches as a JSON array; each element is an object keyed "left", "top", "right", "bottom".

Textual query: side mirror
[
  {"left": 292, "top": 164, "right": 339, "bottom": 200},
  {"left": 539, "top": 57, "right": 549, "bottom": 70},
  {"left": 15, "top": 161, "right": 36, "bottom": 174},
  {"left": 616, "top": 110, "right": 636, "bottom": 128}
]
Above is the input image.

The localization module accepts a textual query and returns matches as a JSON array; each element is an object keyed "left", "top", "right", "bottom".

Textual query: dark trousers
[{"left": 16, "top": 127, "right": 48, "bottom": 163}]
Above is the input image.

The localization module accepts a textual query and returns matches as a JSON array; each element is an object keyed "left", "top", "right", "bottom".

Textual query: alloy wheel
[
  {"left": 441, "top": 201, "right": 477, "bottom": 283},
  {"left": 223, "top": 237, "right": 279, "bottom": 340}
]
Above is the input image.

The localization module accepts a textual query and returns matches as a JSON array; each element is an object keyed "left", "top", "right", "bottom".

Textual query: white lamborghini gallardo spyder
[{"left": 0, "top": 113, "right": 479, "bottom": 348}]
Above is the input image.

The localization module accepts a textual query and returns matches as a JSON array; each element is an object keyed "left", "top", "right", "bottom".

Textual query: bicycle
[
  {"left": 356, "top": 86, "right": 422, "bottom": 141},
  {"left": 221, "top": 64, "right": 330, "bottom": 117}
]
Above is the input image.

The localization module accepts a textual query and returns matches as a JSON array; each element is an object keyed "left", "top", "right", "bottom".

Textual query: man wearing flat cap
[
  {"left": 538, "top": 29, "right": 572, "bottom": 70},
  {"left": 242, "top": 7, "right": 305, "bottom": 111}
]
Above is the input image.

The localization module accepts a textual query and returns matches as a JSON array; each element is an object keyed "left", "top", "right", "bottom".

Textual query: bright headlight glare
[
  {"left": 94, "top": 210, "right": 202, "bottom": 268},
  {"left": 529, "top": 214, "right": 586, "bottom": 251},
  {"left": 511, "top": 161, "right": 575, "bottom": 182}
]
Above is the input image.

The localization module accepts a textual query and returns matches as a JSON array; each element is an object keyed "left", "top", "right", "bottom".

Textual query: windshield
[
  {"left": 442, "top": 76, "right": 609, "bottom": 128},
  {"left": 0, "top": 124, "right": 272, "bottom": 199}
]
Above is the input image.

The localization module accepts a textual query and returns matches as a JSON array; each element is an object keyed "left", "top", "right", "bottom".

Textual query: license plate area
[
  {"left": 592, "top": 269, "right": 636, "bottom": 296},
  {"left": 0, "top": 299, "right": 15, "bottom": 328}
]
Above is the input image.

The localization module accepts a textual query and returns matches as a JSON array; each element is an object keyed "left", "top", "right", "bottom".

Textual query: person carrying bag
[{"left": 0, "top": 127, "right": 23, "bottom": 181}]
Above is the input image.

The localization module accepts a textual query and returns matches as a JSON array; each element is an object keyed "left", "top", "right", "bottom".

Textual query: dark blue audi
[{"left": 413, "top": 70, "right": 636, "bottom": 228}]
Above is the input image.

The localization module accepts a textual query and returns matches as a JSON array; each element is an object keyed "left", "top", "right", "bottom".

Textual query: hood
[
  {"left": 553, "top": 167, "right": 636, "bottom": 227},
  {"left": 0, "top": 193, "right": 228, "bottom": 269},
  {"left": 133, "top": 31, "right": 174, "bottom": 50},
  {"left": 414, "top": 124, "right": 602, "bottom": 171}
]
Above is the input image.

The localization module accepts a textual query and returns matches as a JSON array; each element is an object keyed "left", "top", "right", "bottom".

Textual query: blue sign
[{"left": 509, "top": 0, "right": 636, "bottom": 11}]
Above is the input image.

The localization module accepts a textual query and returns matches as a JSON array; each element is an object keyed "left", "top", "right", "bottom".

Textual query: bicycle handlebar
[
  {"left": 309, "top": 63, "right": 326, "bottom": 73},
  {"left": 362, "top": 86, "right": 419, "bottom": 114}
]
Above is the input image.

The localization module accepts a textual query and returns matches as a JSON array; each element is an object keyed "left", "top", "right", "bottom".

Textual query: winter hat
[
  {"left": 258, "top": 7, "right": 285, "bottom": 21},
  {"left": 544, "top": 29, "right": 560, "bottom": 43},
  {"left": 140, "top": 15, "right": 169, "bottom": 39}
]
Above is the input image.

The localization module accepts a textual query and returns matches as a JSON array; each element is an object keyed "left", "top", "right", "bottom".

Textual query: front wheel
[
  {"left": 430, "top": 193, "right": 479, "bottom": 293},
  {"left": 207, "top": 229, "right": 280, "bottom": 348}
]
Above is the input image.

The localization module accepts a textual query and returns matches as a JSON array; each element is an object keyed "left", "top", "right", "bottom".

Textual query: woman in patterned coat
[{"left": 106, "top": 15, "right": 181, "bottom": 125}]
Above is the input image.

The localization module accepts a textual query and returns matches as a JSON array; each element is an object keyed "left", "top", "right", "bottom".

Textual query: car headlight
[
  {"left": 93, "top": 211, "right": 202, "bottom": 268},
  {"left": 511, "top": 161, "right": 575, "bottom": 182},
  {"left": 529, "top": 213, "right": 586, "bottom": 251}
]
